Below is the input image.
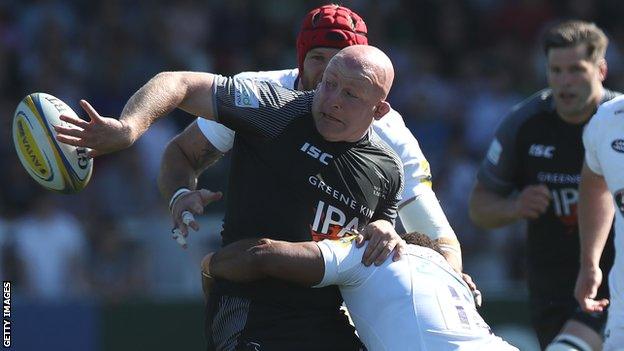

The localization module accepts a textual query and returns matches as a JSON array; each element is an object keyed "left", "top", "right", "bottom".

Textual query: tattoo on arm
[{"left": 190, "top": 141, "right": 223, "bottom": 173}]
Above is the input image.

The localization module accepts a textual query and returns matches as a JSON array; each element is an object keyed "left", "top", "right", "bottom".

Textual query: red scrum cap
[{"left": 296, "top": 5, "right": 368, "bottom": 76}]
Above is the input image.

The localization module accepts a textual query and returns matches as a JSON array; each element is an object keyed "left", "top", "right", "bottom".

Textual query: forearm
[
  {"left": 209, "top": 239, "right": 268, "bottom": 282},
  {"left": 120, "top": 72, "right": 216, "bottom": 143},
  {"left": 158, "top": 122, "right": 224, "bottom": 200},
  {"left": 158, "top": 141, "right": 200, "bottom": 199},
  {"left": 210, "top": 239, "right": 323, "bottom": 286},
  {"left": 578, "top": 165, "right": 614, "bottom": 268},
  {"left": 469, "top": 182, "right": 518, "bottom": 228}
]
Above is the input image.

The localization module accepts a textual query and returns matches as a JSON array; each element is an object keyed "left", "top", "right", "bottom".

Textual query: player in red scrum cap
[{"left": 295, "top": 4, "right": 368, "bottom": 90}]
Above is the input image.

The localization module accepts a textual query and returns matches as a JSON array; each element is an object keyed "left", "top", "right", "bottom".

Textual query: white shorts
[{"left": 604, "top": 286, "right": 624, "bottom": 351}]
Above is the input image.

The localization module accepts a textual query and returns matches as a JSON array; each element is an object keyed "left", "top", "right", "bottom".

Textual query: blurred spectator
[
  {"left": 87, "top": 217, "right": 148, "bottom": 302},
  {"left": 12, "top": 192, "right": 88, "bottom": 300}
]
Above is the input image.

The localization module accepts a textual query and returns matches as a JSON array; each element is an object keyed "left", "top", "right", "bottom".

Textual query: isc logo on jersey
[
  {"left": 12, "top": 93, "right": 93, "bottom": 194},
  {"left": 529, "top": 144, "right": 555, "bottom": 158},
  {"left": 301, "top": 142, "right": 333, "bottom": 165}
]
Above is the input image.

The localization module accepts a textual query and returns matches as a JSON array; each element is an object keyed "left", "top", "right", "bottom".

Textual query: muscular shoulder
[
  {"left": 497, "top": 88, "right": 554, "bottom": 135},
  {"left": 234, "top": 68, "right": 299, "bottom": 89}
]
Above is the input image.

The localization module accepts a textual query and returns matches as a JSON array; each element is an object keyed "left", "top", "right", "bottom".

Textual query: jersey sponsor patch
[
  {"left": 486, "top": 139, "right": 502, "bottom": 165},
  {"left": 611, "top": 139, "right": 624, "bottom": 153},
  {"left": 233, "top": 78, "right": 260, "bottom": 108}
]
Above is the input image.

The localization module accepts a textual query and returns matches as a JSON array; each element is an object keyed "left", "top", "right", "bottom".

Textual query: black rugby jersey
[
  {"left": 478, "top": 88, "right": 619, "bottom": 300},
  {"left": 208, "top": 76, "right": 403, "bottom": 346}
]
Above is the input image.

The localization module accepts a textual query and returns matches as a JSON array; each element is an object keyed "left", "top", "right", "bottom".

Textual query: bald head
[
  {"left": 312, "top": 45, "right": 395, "bottom": 142},
  {"left": 329, "top": 45, "right": 394, "bottom": 99}
]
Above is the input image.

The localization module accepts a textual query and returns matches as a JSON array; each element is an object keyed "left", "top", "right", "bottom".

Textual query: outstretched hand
[{"left": 54, "top": 100, "right": 134, "bottom": 157}]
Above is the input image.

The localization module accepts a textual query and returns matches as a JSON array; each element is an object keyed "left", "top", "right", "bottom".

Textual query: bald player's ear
[{"left": 373, "top": 101, "right": 391, "bottom": 120}]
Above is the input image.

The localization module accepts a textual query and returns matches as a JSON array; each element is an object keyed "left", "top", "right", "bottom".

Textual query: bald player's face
[
  {"left": 301, "top": 48, "right": 341, "bottom": 90},
  {"left": 312, "top": 58, "right": 381, "bottom": 142}
]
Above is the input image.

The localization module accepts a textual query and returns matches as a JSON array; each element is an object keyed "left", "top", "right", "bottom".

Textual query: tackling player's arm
[
  {"left": 203, "top": 238, "right": 325, "bottom": 286},
  {"left": 575, "top": 163, "right": 613, "bottom": 313},
  {"left": 469, "top": 107, "right": 550, "bottom": 229},
  {"left": 55, "top": 71, "right": 219, "bottom": 156},
  {"left": 399, "top": 189, "right": 462, "bottom": 271}
]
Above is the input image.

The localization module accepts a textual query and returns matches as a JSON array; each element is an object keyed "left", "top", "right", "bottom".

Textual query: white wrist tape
[{"left": 169, "top": 188, "right": 191, "bottom": 211}]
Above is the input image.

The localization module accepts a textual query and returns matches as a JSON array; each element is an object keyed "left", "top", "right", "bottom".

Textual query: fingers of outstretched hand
[
  {"left": 55, "top": 134, "right": 89, "bottom": 148},
  {"left": 199, "top": 189, "right": 223, "bottom": 206},
  {"left": 80, "top": 99, "right": 102, "bottom": 122},
  {"left": 59, "top": 113, "right": 90, "bottom": 129},
  {"left": 182, "top": 210, "right": 199, "bottom": 231},
  {"left": 54, "top": 125, "right": 85, "bottom": 138},
  {"left": 172, "top": 228, "right": 187, "bottom": 249}
]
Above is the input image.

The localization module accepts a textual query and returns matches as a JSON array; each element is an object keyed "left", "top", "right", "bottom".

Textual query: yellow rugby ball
[{"left": 12, "top": 93, "right": 93, "bottom": 194}]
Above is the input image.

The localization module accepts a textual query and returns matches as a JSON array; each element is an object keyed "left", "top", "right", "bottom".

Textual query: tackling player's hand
[
  {"left": 54, "top": 99, "right": 134, "bottom": 157},
  {"left": 461, "top": 273, "right": 482, "bottom": 308},
  {"left": 574, "top": 265, "right": 609, "bottom": 313},
  {"left": 514, "top": 184, "right": 551, "bottom": 219},
  {"left": 356, "top": 220, "right": 406, "bottom": 266},
  {"left": 171, "top": 189, "right": 222, "bottom": 243}
]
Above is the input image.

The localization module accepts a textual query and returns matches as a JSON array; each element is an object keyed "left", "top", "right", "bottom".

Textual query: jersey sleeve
[
  {"left": 314, "top": 237, "right": 368, "bottom": 288},
  {"left": 212, "top": 75, "right": 313, "bottom": 140},
  {"left": 476, "top": 109, "right": 521, "bottom": 195},
  {"left": 195, "top": 69, "right": 299, "bottom": 152},
  {"left": 583, "top": 109, "right": 604, "bottom": 175},
  {"left": 196, "top": 118, "right": 235, "bottom": 153}
]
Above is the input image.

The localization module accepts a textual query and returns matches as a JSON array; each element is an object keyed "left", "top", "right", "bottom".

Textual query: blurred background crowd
[{"left": 0, "top": 0, "right": 623, "bottom": 349}]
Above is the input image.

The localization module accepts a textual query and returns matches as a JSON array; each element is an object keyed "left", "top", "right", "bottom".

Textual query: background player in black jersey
[
  {"left": 54, "top": 45, "right": 403, "bottom": 350},
  {"left": 469, "top": 21, "right": 619, "bottom": 351}
]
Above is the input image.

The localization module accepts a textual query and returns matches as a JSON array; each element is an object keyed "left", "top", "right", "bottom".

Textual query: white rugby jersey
[
  {"left": 315, "top": 237, "right": 518, "bottom": 351},
  {"left": 583, "top": 94, "right": 624, "bottom": 298},
  {"left": 197, "top": 68, "right": 432, "bottom": 202}
]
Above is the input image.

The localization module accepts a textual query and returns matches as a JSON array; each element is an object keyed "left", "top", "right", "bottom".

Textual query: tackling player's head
[
  {"left": 543, "top": 20, "right": 608, "bottom": 123},
  {"left": 296, "top": 4, "right": 368, "bottom": 91},
  {"left": 401, "top": 232, "right": 443, "bottom": 255},
  {"left": 312, "top": 45, "right": 393, "bottom": 142}
]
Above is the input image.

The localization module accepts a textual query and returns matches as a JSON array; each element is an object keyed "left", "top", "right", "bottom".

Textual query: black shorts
[
  {"left": 530, "top": 296, "right": 608, "bottom": 349},
  {"left": 205, "top": 293, "right": 363, "bottom": 351}
]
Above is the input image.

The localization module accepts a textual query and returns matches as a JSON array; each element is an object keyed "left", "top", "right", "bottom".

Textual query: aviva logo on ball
[{"left": 14, "top": 112, "right": 52, "bottom": 181}]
